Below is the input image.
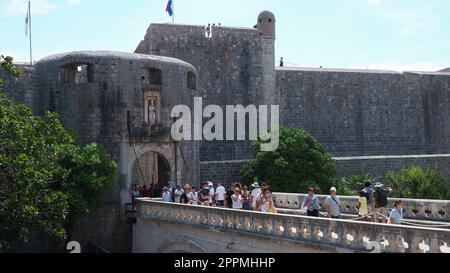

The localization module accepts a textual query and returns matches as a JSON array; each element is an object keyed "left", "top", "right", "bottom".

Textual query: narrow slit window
[{"left": 187, "top": 71, "right": 197, "bottom": 90}]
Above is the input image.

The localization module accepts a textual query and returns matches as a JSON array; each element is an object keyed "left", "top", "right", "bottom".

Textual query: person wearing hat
[
  {"left": 363, "top": 181, "right": 376, "bottom": 222},
  {"left": 250, "top": 182, "right": 261, "bottom": 211},
  {"left": 162, "top": 187, "right": 172, "bottom": 203},
  {"left": 199, "top": 182, "right": 210, "bottom": 206},
  {"left": 325, "top": 187, "right": 341, "bottom": 219},
  {"left": 207, "top": 182, "right": 215, "bottom": 206},
  {"left": 373, "top": 182, "right": 394, "bottom": 223}
]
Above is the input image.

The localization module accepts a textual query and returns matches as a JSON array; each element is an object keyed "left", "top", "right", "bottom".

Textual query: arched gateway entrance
[
  {"left": 126, "top": 143, "right": 176, "bottom": 202},
  {"left": 131, "top": 152, "right": 171, "bottom": 195}
]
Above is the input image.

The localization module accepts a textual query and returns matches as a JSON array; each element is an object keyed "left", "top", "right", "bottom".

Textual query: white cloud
[
  {"left": 0, "top": 0, "right": 58, "bottom": 16},
  {"left": 66, "top": 0, "right": 81, "bottom": 6},
  {"left": 366, "top": 0, "right": 383, "bottom": 7}
]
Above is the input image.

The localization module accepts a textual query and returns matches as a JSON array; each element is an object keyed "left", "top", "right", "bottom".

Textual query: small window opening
[
  {"left": 145, "top": 68, "right": 162, "bottom": 85},
  {"left": 187, "top": 71, "right": 197, "bottom": 90},
  {"left": 62, "top": 63, "right": 93, "bottom": 83}
]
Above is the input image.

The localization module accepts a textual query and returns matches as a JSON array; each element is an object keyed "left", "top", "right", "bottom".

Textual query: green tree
[
  {"left": 241, "top": 127, "right": 337, "bottom": 193},
  {"left": 334, "top": 174, "right": 375, "bottom": 196},
  {"left": 0, "top": 55, "right": 21, "bottom": 88},
  {"left": 386, "top": 166, "right": 450, "bottom": 200},
  {"left": 0, "top": 92, "right": 117, "bottom": 252}
]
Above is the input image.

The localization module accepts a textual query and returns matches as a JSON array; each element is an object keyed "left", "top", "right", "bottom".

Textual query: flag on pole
[
  {"left": 166, "top": 0, "right": 173, "bottom": 16},
  {"left": 25, "top": 4, "right": 30, "bottom": 37}
]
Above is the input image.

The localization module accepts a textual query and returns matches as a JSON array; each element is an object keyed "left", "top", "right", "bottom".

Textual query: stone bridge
[{"left": 133, "top": 195, "right": 450, "bottom": 253}]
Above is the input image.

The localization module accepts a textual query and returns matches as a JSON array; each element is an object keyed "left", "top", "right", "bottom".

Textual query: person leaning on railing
[
  {"left": 387, "top": 200, "right": 404, "bottom": 225},
  {"left": 302, "top": 187, "right": 319, "bottom": 217}
]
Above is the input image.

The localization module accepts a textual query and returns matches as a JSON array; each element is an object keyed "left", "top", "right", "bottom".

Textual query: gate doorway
[{"left": 131, "top": 152, "right": 171, "bottom": 197}]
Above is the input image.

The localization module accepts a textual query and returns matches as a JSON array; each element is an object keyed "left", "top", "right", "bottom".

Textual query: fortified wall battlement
[
  {"left": 136, "top": 20, "right": 276, "bottom": 162},
  {"left": 136, "top": 12, "right": 450, "bottom": 185},
  {"left": 1, "top": 51, "right": 200, "bottom": 252},
  {"left": 2, "top": 11, "right": 450, "bottom": 252},
  {"left": 277, "top": 67, "right": 450, "bottom": 157}
]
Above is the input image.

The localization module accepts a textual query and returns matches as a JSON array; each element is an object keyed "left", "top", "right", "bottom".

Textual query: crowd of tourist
[
  {"left": 301, "top": 181, "right": 404, "bottom": 225},
  {"left": 133, "top": 181, "right": 278, "bottom": 213},
  {"left": 132, "top": 180, "right": 405, "bottom": 225}
]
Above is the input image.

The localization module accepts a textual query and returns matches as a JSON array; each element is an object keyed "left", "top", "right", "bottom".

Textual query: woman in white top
[
  {"left": 231, "top": 188, "right": 244, "bottom": 209},
  {"left": 258, "top": 187, "right": 275, "bottom": 213}
]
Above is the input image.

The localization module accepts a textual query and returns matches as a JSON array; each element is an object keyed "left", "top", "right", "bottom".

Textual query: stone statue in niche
[{"left": 148, "top": 98, "right": 157, "bottom": 125}]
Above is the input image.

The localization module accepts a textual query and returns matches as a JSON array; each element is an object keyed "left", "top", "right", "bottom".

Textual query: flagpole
[
  {"left": 28, "top": 0, "right": 32, "bottom": 66},
  {"left": 172, "top": 0, "right": 175, "bottom": 24}
]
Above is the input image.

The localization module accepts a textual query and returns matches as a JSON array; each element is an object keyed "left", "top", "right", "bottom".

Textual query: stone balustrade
[
  {"left": 272, "top": 193, "right": 450, "bottom": 222},
  {"left": 136, "top": 198, "right": 450, "bottom": 253}
]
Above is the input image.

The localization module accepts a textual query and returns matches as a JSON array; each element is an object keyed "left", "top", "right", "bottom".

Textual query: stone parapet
[
  {"left": 273, "top": 193, "right": 450, "bottom": 222},
  {"left": 136, "top": 198, "right": 450, "bottom": 253}
]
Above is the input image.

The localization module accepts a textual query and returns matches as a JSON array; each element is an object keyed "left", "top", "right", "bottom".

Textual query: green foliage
[
  {"left": 0, "top": 93, "right": 117, "bottom": 251},
  {"left": 241, "top": 127, "right": 337, "bottom": 194},
  {"left": 0, "top": 55, "right": 21, "bottom": 88},
  {"left": 334, "top": 174, "right": 375, "bottom": 196},
  {"left": 386, "top": 166, "right": 450, "bottom": 200}
]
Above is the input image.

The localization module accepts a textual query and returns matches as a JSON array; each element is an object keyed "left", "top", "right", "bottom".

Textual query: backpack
[
  {"left": 375, "top": 189, "right": 388, "bottom": 208},
  {"left": 362, "top": 189, "right": 371, "bottom": 204}
]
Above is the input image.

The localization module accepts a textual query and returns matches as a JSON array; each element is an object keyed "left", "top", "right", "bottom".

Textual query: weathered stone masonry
[
  {"left": 135, "top": 12, "right": 450, "bottom": 184},
  {"left": 2, "top": 11, "right": 450, "bottom": 252}
]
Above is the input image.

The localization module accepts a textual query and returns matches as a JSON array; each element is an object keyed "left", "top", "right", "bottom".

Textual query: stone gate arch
[{"left": 125, "top": 143, "right": 176, "bottom": 203}]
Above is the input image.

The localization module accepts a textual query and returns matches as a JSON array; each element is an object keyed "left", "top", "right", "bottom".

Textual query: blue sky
[{"left": 0, "top": 0, "right": 449, "bottom": 71}]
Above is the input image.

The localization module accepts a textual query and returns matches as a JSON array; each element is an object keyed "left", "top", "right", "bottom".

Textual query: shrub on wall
[
  {"left": 386, "top": 166, "right": 450, "bottom": 200},
  {"left": 241, "top": 127, "right": 337, "bottom": 194}
]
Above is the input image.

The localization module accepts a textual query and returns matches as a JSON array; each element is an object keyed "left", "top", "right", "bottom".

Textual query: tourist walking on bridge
[
  {"left": 215, "top": 182, "right": 226, "bottom": 207},
  {"left": 226, "top": 183, "right": 235, "bottom": 209},
  {"left": 162, "top": 187, "right": 172, "bottom": 202},
  {"left": 180, "top": 184, "right": 191, "bottom": 204},
  {"left": 303, "top": 187, "right": 319, "bottom": 217},
  {"left": 363, "top": 181, "right": 376, "bottom": 222},
  {"left": 258, "top": 187, "right": 276, "bottom": 213},
  {"left": 250, "top": 182, "right": 261, "bottom": 211},
  {"left": 231, "top": 187, "right": 244, "bottom": 209},
  {"left": 200, "top": 182, "right": 210, "bottom": 206},
  {"left": 388, "top": 200, "right": 404, "bottom": 225},
  {"left": 174, "top": 185, "right": 184, "bottom": 204},
  {"left": 325, "top": 187, "right": 341, "bottom": 219},
  {"left": 190, "top": 187, "right": 199, "bottom": 205},
  {"left": 208, "top": 182, "right": 215, "bottom": 206},
  {"left": 374, "top": 182, "right": 394, "bottom": 223},
  {"left": 357, "top": 190, "right": 369, "bottom": 221},
  {"left": 242, "top": 186, "right": 251, "bottom": 210}
]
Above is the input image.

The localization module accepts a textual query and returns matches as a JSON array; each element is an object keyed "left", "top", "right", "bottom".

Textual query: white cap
[{"left": 330, "top": 187, "right": 337, "bottom": 192}]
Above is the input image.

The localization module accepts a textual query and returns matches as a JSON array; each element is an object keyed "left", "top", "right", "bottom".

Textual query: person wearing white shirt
[
  {"left": 215, "top": 182, "right": 226, "bottom": 207},
  {"left": 162, "top": 187, "right": 172, "bottom": 203},
  {"left": 232, "top": 187, "right": 244, "bottom": 209},
  {"left": 208, "top": 182, "right": 215, "bottom": 206},
  {"left": 250, "top": 182, "right": 262, "bottom": 211}
]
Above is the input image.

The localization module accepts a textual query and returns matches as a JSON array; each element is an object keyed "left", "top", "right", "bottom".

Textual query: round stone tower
[
  {"left": 257, "top": 10, "right": 276, "bottom": 39},
  {"left": 257, "top": 11, "right": 276, "bottom": 105}
]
